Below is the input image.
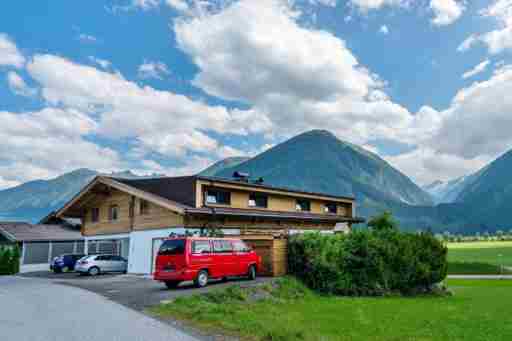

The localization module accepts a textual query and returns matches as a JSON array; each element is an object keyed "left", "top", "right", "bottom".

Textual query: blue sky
[{"left": 0, "top": 0, "right": 511, "bottom": 189}]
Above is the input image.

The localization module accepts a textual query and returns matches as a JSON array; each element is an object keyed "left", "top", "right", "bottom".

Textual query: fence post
[{"left": 48, "top": 242, "right": 53, "bottom": 263}]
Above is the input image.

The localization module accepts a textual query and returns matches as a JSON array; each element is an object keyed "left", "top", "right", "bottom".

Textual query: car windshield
[{"left": 158, "top": 239, "right": 185, "bottom": 255}]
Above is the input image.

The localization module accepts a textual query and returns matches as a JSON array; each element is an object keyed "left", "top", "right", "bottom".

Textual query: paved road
[
  {"left": 448, "top": 274, "right": 512, "bottom": 279},
  {"left": 0, "top": 276, "right": 199, "bottom": 341}
]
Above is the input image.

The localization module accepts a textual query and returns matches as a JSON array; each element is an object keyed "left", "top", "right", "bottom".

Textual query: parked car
[
  {"left": 50, "top": 254, "right": 86, "bottom": 273},
  {"left": 154, "top": 236, "right": 261, "bottom": 289},
  {"left": 75, "top": 254, "right": 127, "bottom": 276}
]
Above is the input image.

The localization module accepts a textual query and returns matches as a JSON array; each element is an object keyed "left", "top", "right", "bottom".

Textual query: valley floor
[{"left": 447, "top": 241, "right": 512, "bottom": 274}]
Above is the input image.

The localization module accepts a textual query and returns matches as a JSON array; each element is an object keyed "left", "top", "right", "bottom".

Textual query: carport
[{"left": 0, "top": 222, "right": 83, "bottom": 273}]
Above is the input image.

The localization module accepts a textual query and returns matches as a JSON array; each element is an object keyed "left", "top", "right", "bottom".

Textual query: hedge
[
  {"left": 0, "top": 245, "right": 20, "bottom": 275},
  {"left": 288, "top": 229, "right": 448, "bottom": 296}
]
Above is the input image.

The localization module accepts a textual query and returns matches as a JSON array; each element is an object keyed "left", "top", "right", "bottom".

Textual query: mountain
[
  {"left": 0, "top": 169, "right": 157, "bottom": 223},
  {"left": 199, "top": 156, "right": 250, "bottom": 176},
  {"left": 210, "top": 130, "right": 433, "bottom": 222},
  {"left": 0, "top": 169, "right": 98, "bottom": 223},
  {"left": 423, "top": 174, "right": 479, "bottom": 204},
  {"left": 451, "top": 150, "right": 512, "bottom": 229}
]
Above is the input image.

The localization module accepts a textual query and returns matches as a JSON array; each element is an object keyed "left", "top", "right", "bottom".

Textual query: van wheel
[
  {"left": 248, "top": 265, "right": 256, "bottom": 280},
  {"left": 194, "top": 270, "right": 209, "bottom": 288},
  {"left": 165, "top": 281, "right": 180, "bottom": 289},
  {"left": 88, "top": 266, "right": 100, "bottom": 276}
]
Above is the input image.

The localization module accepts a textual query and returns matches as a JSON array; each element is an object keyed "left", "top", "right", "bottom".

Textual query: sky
[{"left": 0, "top": 0, "right": 511, "bottom": 189}]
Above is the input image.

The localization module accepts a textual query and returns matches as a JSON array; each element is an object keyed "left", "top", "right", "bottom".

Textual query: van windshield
[{"left": 158, "top": 239, "right": 185, "bottom": 255}]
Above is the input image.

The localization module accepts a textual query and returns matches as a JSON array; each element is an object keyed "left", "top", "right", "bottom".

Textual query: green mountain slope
[
  {"left": 199, "top": 156, "right": 250, "bottom": 176},
  {"left": 0, "top": 169, "right": 98, "bottom": 223},
  {"left": 212, "top": 130, "right": 433, "bottom": 221}
]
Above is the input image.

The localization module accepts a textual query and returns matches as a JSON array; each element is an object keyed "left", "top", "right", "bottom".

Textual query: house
[
  {"left": 55, "top": 174, "right": 364, "bottom": 275},
  {"left": 0, "top": 222, "right": 83, "bottom": 273}
]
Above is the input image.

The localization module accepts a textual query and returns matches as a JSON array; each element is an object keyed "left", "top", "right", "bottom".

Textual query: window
[
  {"left": 91, "top": 207, "right": 100, "bottom": 223},
  {"left": 248, "top": 193, "right": 268, "bottom": 208},
  {"left": 205, "top": 189, "right": 231, "bottom": 205},
  {"left": 158, "top": 239, "right": 185, "bottom": 255},
  {"left": 140, "top": 199, "right": 150, "bottom": 215},
  {"left": 192, "top": 240, "right": 212, "bottom": 254},
  {"left": 324, "top": 202, "right": 337, "bottom": 214},
  {"left": 233, "top": 240, "right": 251, "bottom": 252},
  {"left": 213, "top": 240, "right": 233, "bottom": 253},
  {"left": 296, "top": 199, "right": 311, "bottom": 212},
  {"left": 109, "top": 205, "right": 119, "bottom": 221}
]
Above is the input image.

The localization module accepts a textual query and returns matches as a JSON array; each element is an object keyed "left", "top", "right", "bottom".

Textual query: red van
[{"left": 153, "top": 237, "right": 261, "bottom": 288}]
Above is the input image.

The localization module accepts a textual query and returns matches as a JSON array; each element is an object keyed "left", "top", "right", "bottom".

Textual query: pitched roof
[
  {"left": 0, "top": 222, "right": 83, "bottom": 242},
  {"left": 113, "top": 176, "right": 197, "bottom": 207}
]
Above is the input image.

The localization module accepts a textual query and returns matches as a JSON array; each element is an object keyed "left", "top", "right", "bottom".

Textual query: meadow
[
  {"left": 447, "top": 241, "right": 512, "bottom": 274},
  {"left": 150, "top": 278, "right": 512, "bottom": 341}
]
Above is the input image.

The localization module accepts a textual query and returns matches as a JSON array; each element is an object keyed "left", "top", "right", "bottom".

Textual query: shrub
[
  {"left": 288, "top": 228, "right": 447, "bottom": 296},
  {"left": 0, "top": 245, "right": 20, "bottom": 275}
]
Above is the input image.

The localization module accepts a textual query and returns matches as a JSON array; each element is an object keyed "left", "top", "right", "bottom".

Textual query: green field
[
  {"left": 150, "top": 278, "right": 512, "bottom": 341},
  {"left": 447, "top": 241, "right": 512, "bottom": 274}
]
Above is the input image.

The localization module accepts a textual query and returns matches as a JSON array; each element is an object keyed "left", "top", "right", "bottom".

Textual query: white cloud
[
  {"left": 458, "top": 1, "right": 512, "bottom": 54},
  {"left": 137, "top": 60, "right": 170, "bottom": 79},
  {"left": 166, "top": 0, "right": 189, "bottom": 12},
  {"left": 133, "top": 0, "right": 161, "bottom": 10},
  {"left": 349, "top": 0, "right": 407, "bottom": 12},
  {"left": 457, "top": 34, "right": 478, "bottom": 52},
  {"left": 26, "top": 54, "right": 267, "bottom": 160},
  {"left": 6, "top": 71, "right": 37, "bottom": 97},
  {"left": 430, "top": 0, "right": 465, "bottom": 26},
  {"left": 174, "top": 0, "right": 416, "bottom": 146},
  {"left": 462, "top": 59, "right": 490, "bottom": 79},
  {"left": 0, "top": 33, "right": 25, "bottom": 68},
  {"left": 0, "top": 176, "right": 19, "bottom": 190},
  {"left": 379, "top": 25, "right": 389, "bottom": 34},
  {"left": 77, "top": 33, "right": 97, "bottom": 43},
  {"left": 385, "top": 148, "right": 490, "bottom": 185},
  {"left": 429, "top": 64, "right": 512, "bottom": 159},
  {"left": 0, "top": 108, "right": 121, "bottom": 184},
  {"left": 88, "top": 56, "right": 111, "bottom": 69}
]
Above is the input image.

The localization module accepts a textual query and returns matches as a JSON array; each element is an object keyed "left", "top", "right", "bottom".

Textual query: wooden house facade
[{"left": 56, "top": 175, "right": 363, "bottom": 275}]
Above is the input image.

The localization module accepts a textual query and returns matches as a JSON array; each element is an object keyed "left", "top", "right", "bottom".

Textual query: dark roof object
[
  {"left": 185, "top": 207, "right": 365, "bottom": 224},
  {"left": 113, "top": 176, "right": 197, "bottom": 207},
  {"left": 0, "top": 222, "right": 83, "bottom": 242}
]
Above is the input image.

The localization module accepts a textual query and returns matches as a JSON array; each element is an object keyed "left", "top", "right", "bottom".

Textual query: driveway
[
  {"left": 0, "top": 276, "right": 198, "bottom": 341},
  {"left": 20, "top": 271, "right": 273, "bottom": 312}
]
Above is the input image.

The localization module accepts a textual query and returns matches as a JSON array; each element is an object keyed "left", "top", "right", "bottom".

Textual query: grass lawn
[
  {"left": 150, "top": 278, "right": 512, "bottom": 341},
  {"left": 447, "top": 241, "right": 512, "bottom": 274}
]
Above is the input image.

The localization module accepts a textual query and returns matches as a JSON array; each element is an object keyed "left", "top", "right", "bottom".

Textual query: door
[
  {"left": 189, "top": 240, "right": 213, "bottom": 274},
  {"left": 95, "top": 255, "right": 112, "bottom": 272},
  {"left": 212, "top": 240, "right": 236, "bottom": 277},
  {"left": 111, "top": 255, "right": 127, "bottom": 272},
  {"left": 233, "top": 240, "right": 252, "bottom": 275}
]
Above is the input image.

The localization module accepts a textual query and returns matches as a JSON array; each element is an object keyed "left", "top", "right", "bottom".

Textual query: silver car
[{"left": 75, "top": 254, "right": 127, "bottom": 276}]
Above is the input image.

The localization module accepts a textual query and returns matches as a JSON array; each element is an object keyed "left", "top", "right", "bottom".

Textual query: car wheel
[
  {"left": 53, "top": 268, "right": 62, "bottom": 274},
  {"left": 165, "top": 281, "right": 181, "bottom": 289},
  {"left": 88, "top": 266, "right": 100, "bottom": 276},
  {"left": 194, "top": 270, "right": 209, "bottom": 288},
  {"left": 62, "top": 266, "right": 69, "bottom": 273},
  {"left": 248, "top": 265, "right": 257, "bottom": 280}
]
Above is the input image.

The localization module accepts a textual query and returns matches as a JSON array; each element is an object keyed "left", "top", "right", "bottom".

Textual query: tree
[{"left": 367, "top": 211, "right": 398, "bottom": 231}]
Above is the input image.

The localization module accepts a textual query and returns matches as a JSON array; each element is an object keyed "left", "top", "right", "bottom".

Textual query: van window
[
  {"left": 158, "top": 240, "right": 185, "bottom": 255},
  {"left": 213, "top": 240, "right": 233, "bottom": 253},
  {"left": 233, "top": 240, "right": 251, "bottom": 252},
  {"left": 192, "top": 241, "right": 211, "bottom": 254}
]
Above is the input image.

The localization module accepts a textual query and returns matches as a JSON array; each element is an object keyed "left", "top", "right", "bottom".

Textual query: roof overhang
[
  {"left": 55, "top": 176, "right": 187, "bottom": 219},
  {"left": 186, "top": 207, "right": 365, "bottom": 224}
]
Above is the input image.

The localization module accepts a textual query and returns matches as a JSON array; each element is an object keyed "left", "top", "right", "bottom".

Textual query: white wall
[{"left": 129, "top": 227, "right": 198, "bottom": 274}]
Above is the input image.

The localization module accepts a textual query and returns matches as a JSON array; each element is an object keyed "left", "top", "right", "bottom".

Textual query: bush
[
  {"left": 0, "top": 245, "right": 21, "bottom": 275},
  {"left": 288, "top": 228, "right": 447, "bottom": 296}
]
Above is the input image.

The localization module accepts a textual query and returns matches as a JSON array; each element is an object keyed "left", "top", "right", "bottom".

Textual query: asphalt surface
[
  {"left": 0, "top": 276, "right": 199, "bottom": 341},
  {"left": 21, "top": 271, "right": 273, "bottom": 312}
]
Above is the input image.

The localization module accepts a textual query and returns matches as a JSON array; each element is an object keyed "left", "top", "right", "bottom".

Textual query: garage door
[{"left": 150, "top": 238, "right": 164, "bottom": 274}]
